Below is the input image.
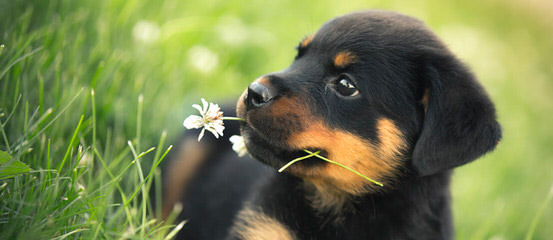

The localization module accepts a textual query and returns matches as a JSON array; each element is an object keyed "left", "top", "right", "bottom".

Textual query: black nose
[{"left": 246, "top": 81, "right": 277, "bottom": 109}]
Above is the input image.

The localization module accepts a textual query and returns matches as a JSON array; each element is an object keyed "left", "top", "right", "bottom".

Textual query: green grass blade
[
  {"left": 278, "top": 151, "right": 320, "bottom": 172},
  {"left": 525, "top": 183, "right": 553, "bottom": 240},
  {"left": 304, "top": 150, "right": 383, "bottom": 187},
  {"left": 58, "top": 115, "right": 84, "bottom": 172}
]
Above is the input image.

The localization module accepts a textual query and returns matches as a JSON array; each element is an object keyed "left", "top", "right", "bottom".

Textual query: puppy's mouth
[
  {"left": 239, "top": 123, "right": 328, "bottom": 171},
  {"left": 236, "top": 88, "right": 329, "bottom": 172}
]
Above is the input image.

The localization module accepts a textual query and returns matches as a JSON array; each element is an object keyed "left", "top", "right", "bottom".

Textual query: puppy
[{"left": 163, "top": 10, "right": 501, "bottom": 240}]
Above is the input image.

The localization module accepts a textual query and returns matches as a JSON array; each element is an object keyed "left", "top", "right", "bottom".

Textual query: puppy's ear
[{"left": 412, "top": 51, "right": 502, "bottom": 176}]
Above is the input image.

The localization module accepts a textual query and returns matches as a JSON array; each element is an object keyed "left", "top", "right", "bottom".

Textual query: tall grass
[
  {"left": 1, "top": 0, "right": 553, "bottom": 239},
  {"left": 0, "top": 70, "right": 180, "bottom": 239},
  {"left": 0, "top": 1, "right": 184, "bottom": 238},
  {"left": 0, "top": 85, "right": 180, "bottom": 239}
]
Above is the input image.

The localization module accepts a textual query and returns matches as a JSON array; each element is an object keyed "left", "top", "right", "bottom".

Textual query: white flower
[
  {"left": 78, "top": 151, "right": 93, "bottom": 167},
  {"left": 187, "top": 46, "right": 219, "bottom": 74},
  {"left": 183, "top": 98, "right": 225, "bottom": 141},
  {"left": 230, "top": 135, "right": 248, "bottom": 157},
  {"left": 77, "top": 183, "right": 86, "bottom": 197},
  {"left": 132, "top": 20, "right": 160, "bottom": 44}
]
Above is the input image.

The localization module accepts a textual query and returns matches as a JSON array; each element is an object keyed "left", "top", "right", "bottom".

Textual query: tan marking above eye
[
  {"left": 231, "top": 207, "right": 297, "bottom": 240},
  {"left": 300, "top": 35, "right": 314, "bottom": 48},
  {"left": 333, "top": 51, "right": 357, "bottom": 68}
]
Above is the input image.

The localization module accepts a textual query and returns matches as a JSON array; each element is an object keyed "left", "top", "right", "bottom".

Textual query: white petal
[
  {"left": 183, "top": 115, "right": 204, "bottom": 129},
  {"left": 205, "top": 127, "right": 220, "bottom": 139},
  {"left": 238, "top": 148, "right": 247, "bottom": 157},
  {"left": 197, "top": 128, "right": 206, "bottom": 141},
  {"left": 229, "top": 135, "right": 242, "bottom": 144},
  {"left": 200, "top": 98, "right": 209, "bottom": 115},
  {"left": 205, "top": 122, "right": 224, "bottom": 138},
  {"left": 210, "top": 121, "right": 225, "bottom": 135},
  {"left": 230, "top": 135, "right": 247, "bottom": 157},
  {"left": 206, "top": 103, "right": 222, "bottom": 119},
  {"left": 192, "top": 104, "right": 204, "bottom": 115}
]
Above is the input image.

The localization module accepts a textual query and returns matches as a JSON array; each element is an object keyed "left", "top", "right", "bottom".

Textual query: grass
[
  {"left": 277, "top": 150, "right": 384, "bottom": 187},
  {"left": 1, "top": 0, "right": 552, "bottom": 239}
]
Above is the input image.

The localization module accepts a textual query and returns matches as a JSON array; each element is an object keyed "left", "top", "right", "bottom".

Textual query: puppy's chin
[{"left": 239, "top": 124, "right": 326, "bottom": 174}]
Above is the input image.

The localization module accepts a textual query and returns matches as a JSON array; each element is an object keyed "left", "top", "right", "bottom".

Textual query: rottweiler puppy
[{"left": 162, "top": 10, "right": 502, "bottom": 240}]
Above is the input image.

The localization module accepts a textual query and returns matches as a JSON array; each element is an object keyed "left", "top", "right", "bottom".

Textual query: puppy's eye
[{"left": 333, "top": 76, "right": 359, "bottom": 97}]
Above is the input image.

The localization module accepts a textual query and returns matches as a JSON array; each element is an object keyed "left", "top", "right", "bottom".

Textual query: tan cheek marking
[
  {"left": 377, "top": 118, "right": 406, "bottom": 160},
  {"left": 231, "top": 208, "right": 297, "bottom": 240},
  {"left": 333, "top": 51, "right": 356, "bottom": 68},
  {"left": 162, "top": 139, "right": 207, "bottom": 219},
  {"left": 287, "top": 118, "right": 405, "bottom": 195},
  {"left": 300, "top": 35, "right": 314, "bottom": 48}
]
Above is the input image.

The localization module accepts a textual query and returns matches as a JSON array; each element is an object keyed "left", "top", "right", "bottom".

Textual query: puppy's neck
[
  {"left": 301, "top": 171, "right": 452, "bottom": 218},
  {"left": 302, "top": 178, "right": 361, "bottom": 216}
]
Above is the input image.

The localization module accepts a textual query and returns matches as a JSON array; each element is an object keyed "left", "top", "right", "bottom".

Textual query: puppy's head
[{"left": 237, "top": 10, "right": 501, "bottom": 195}]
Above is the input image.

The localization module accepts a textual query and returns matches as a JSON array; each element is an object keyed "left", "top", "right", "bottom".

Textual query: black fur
[{"left": 165, "top": 10, "right": 501, "bottom": 240}]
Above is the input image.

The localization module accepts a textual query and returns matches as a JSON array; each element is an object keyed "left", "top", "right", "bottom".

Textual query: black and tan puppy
[{"left": 163, "top": 10, "right": 501, "bottom": 240}]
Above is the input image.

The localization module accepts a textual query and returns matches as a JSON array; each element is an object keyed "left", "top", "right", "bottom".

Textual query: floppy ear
[{"left": 412, "top": 52, "right": 502, "bottom": 176}]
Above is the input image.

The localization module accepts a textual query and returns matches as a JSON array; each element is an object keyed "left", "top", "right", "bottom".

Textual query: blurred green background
[{"left": 1, "top": 0, "right": 552, "bottom": 239}]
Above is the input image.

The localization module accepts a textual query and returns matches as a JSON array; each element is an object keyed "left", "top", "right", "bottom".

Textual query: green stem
[
  {"left": 278, "top": 151, "right": 320, "bottom": 172},
  {"left": 222, "top": 116, "right": 244, "bottom": 121},
  {"left": 136, "top": 94, "right": 143, "bottom": 152},
  {"left": 304, "top": 150, "right": 383, "bottom": 187},
  {"left": 58, "top": 115, "right": 84, "bottom": 172},
  {"left": 525, "top": 183, "right": 553, "bottom": 240},
  {"left": 91, "top": 89, "right": 96, "bottom": 166}
]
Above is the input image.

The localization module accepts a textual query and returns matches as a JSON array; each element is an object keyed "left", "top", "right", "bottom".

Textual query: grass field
[{"left": 1, "top": 0, "right": 552, "bottom": 239}]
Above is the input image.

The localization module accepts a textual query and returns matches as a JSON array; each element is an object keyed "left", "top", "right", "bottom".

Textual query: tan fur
[
  {"left": 333, "top": 51, "right": 357, "bottom": 68},
  {"left": 255, "top": 76, "right": 271, "bottom": 86},
  {"left": 242, "top": 96, "right": 311, "bottom": 135},
  {"left": 162, "top": 139, "right": 207, "bottom": 219},
  {"left": 287, "top": 118, "right": 406, "bottom": 210},
  {"left": 300, "top": 35, "right": 314, "bottom": 48},
  {"left": 232, "top": 207, "right": 297, "bottom": 240},
  {"left": 377, "top": 118, "right": 406, "bottom": 159},
  {"left": 421, "top": 88, "right": 429, "bottom": 113},
  {"left": 236, "top": 89, "right": 248, "bottom": 118},
  {"left": 303, "top": 179, "right": 350, "bottom": 216},
  {"left": 239, "top": 92, "right": 406, "bottom": 212},
  {"left": 269, "top": 96, "right": 309, "bottom": 117}
]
